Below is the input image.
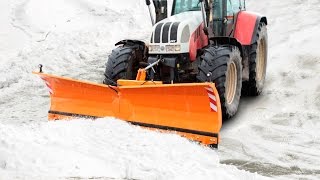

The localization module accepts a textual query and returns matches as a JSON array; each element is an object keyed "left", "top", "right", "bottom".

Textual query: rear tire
[
  {"left": 242, "top": 23, "right": 268, "bottom": 96},
  {"left": 197, "top": 46, "right": 242, "bottom": 119},
  {"left": 103, "top": 45, "right": 144, "bottom": 85}
]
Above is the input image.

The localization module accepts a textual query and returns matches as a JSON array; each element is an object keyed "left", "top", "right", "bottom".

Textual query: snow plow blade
[{"left": 34, "top": 72, "right": 222, "bottom": 146}]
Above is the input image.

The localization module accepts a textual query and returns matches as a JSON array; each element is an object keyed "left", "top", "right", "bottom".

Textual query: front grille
[
  {"left": 152, "top": 22, "right": 180, "bottom": 44},
  {"left": 170, "top": 22, "right": 180, "bottom": 43},
  {"left": 154, "top": 23, "right": 164, "bottom": 43},
  {"left": 162, "top": 22, "right": 172, "bottom": 43}
]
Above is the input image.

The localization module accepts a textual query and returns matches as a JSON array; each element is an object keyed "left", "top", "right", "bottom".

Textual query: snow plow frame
[{"left": 34, "top": 72, "right": 222, "bottom": 147}]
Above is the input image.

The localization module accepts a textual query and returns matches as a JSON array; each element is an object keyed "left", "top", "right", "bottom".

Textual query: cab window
[
  {"left": 213, "top": 0, "right": 223, "bottom": 19},
  {"left": 227, "top": 0, "right": 241, "bottom": 16},
  {"left": 172, "top": 0, "right": 201, "bottom": 15},
  {"left": 240, "top": 0, "right": 245, "bottom": 10}
]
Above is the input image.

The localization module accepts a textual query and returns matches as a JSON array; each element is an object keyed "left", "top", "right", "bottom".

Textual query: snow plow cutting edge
[{"left": 34, "top": 72, "right": 222, "bottom": 147}]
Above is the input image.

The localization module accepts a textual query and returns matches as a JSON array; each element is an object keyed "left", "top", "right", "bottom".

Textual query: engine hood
[{"left": 150, "top": 11, "right": 203, "bottom": 44}]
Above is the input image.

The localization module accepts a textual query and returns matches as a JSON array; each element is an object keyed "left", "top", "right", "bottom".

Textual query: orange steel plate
[{"left": 34, "top": 72, "right": 222, "bottom": 146}]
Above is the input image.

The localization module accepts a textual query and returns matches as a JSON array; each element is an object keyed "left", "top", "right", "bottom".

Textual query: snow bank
[{"left": 0, "top": 118, "right": 268, "bottom": 179}]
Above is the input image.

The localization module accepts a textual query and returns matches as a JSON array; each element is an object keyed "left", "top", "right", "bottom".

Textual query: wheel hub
[
  {"left": 226, "top": 62, "right": 237, "bottom": 105},
  {"left": 256, "top": 38, "right": 266, "bottom": 81}
]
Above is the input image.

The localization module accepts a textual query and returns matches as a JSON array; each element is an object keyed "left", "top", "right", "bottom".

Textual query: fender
[
  {"left": 115, "top": 39, "right": 146, "bottom": 49},
  {"left": 234, "top": 11, "right": 267, "bottom": 45},
  {"left": 189, "top": 23, "right": 209, "bottom": 61},
  {"left": 209, "top": 37, "right": 243, "bottom": 58},
  {"left": 115, "top": 39, "right": 147, "bottom": 54}
]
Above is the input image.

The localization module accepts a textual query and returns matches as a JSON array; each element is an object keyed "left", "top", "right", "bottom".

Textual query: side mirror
[{"left": 145, "top": 0, "right": 151, "bottom": 6}]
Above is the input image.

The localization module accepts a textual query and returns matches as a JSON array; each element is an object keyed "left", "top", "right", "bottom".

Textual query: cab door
[{"left": 226, "top": 0, "right": 241, "bottom": 36}]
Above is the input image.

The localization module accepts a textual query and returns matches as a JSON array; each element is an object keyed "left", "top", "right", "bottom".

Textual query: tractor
[{"left": 103, "top": 0, "right": 268, "bottom": 119}]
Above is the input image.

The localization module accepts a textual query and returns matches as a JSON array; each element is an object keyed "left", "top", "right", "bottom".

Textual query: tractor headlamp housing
[
  {"left": 174, "top": 45, "right": 181, "bottom": 51},
  {"left": 166, "top": 45, "right": 181, "bottom": 52},
  {"left": 165, "top": 45, "right": 175, "bottom": 52},
  {"left": 149, "top": 45, "right": 160, "bottom": 52},
  {"left": 149, "top": 44, "right": 180, "bottom": 52}
]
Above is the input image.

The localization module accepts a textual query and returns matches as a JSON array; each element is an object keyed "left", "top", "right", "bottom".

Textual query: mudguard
[
  {"left": 189, "top": 22, "right": 209, "bottom": 61},
  {"left": 34, "top": 72, "right": 222, "bottom": 146},
  {"left": 115, "top": 39, "right": 146, "bottom": 47},
  {"left": 234, "top": 11, "right": 267, "bottom": 45}
]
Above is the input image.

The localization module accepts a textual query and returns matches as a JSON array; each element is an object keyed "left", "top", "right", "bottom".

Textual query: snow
[
  {"left": 0, "top": 118, "right": 266, "bottom": 179},
  {"left": 0, "top": 0, "right": 319, "bottom": 179}
]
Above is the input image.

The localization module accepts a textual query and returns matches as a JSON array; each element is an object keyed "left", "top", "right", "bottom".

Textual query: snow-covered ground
[{"left": 0, "top": 0, "right": 319, "bottom": 179}]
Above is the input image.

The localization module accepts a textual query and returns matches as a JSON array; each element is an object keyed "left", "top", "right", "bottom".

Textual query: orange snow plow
[{"left": 34, "top": 71, "right": 222, "bottom": 147}]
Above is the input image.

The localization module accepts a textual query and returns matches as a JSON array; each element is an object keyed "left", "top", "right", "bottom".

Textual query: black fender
[
  {"left": 115, "top": 39, "right": 146, "bottom": 47},
  {"left": 114, "top": 39, "right": 149, "bottom": 62},
  {"left": 209, "top": 37, "right": 244, "bottom": 58},
  {"left": 115, "top": 39, "right": 147, "bottom": 48},
  {"left": 115, "top": 39, "right": 148, "bottom": 55},
  {"left": 251, "top": 16, "right": 268, "bottom": 44}
]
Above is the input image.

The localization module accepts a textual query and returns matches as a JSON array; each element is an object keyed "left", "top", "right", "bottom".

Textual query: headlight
[
  {"left": 166, "top": 45, "right": 175, "bottom": 52},
  {"left": 150, "top": 45, "right": 181, "bottom": 52},
  {"left": 166, "top": 45, "right": 181, "bottom": 52},
  {"left": 175, "top": 45, "right": 181, "bottom": 51},
  {"left": 149, "top": 45, "right": 160, "bottom": 52}
]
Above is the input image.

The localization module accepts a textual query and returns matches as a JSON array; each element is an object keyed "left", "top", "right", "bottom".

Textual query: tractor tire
[
  {"left": 197, "top": 46, "right": 242, "bottom": 119},
  {"left": 242, "top": 23, "right": 268, "bottom": 96},
  {"left": 103, "top": 46, "right": 142, "bottom": 85}
]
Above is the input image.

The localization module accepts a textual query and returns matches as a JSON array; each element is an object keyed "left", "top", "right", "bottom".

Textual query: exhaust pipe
[
  {"left": 199, "top": 0, "right": 209, "bottom": 36},
  {"left": 145, "top": 0, "right": 155, "bottom": 26},
  {"left": 199, "top": 0, "right": 207, "bottom": 28}
]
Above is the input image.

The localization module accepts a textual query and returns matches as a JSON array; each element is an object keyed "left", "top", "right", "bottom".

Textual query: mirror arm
[{"left": 145, "top": 0, "right": 155, "bottom": 25}]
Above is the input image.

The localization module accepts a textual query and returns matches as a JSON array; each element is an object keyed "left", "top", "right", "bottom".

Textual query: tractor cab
[{"left": 150, "top": 0, "right": 246, "bottom": 37}]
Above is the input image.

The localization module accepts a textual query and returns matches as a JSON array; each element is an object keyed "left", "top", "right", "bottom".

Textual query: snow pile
[{"left": 0, "top": 118, "right": 268, "bottom": 179}]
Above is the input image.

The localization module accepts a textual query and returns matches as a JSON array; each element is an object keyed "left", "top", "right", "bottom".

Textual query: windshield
[{"left": 172, "top": 0, "right": 201, "bottom": 15}]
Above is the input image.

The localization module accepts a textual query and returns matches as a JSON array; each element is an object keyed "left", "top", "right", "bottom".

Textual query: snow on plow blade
[{"left": 34, "top": 72, "right": 222, "bottom": 146}]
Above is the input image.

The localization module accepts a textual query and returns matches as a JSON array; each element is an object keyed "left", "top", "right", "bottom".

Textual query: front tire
[
  {"left": 197, "top": 46, "right": 242, "bottom": 119},
  {"left": 103, "top": 44, "right": 145, "bottom": 85}
]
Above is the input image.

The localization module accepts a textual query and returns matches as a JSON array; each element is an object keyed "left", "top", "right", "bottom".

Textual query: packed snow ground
[{"left": 0, "top": 0, "right": 319, "bottom": 179}]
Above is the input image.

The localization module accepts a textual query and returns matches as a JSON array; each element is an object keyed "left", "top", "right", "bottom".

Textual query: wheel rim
[
  {"left": 226, "top": 62, "right": 237, "bottom": 105},
  {"left": 256, "top": 38, "right": 266, "bottom": 81}
]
